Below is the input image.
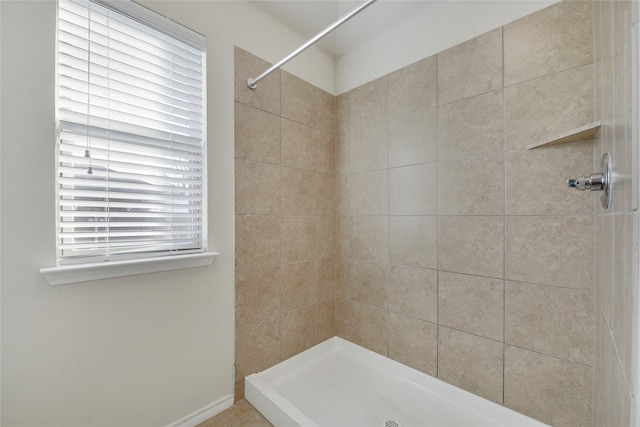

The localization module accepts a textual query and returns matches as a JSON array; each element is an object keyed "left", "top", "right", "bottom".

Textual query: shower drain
[{"left": 382, "top": 419, "right": 400, "bottom": 427}]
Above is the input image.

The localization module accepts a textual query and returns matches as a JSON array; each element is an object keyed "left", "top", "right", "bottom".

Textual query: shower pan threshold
[{"left": 245, "top": 337, "right": 549, "bottom": 427}]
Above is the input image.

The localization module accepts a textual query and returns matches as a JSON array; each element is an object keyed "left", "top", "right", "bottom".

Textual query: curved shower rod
[{"left": 247, "top": 0, "right": 377, "bottom": 90}]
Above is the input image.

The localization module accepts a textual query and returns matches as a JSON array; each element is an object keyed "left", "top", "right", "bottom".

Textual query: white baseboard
[{"left": 167, "top": 394, "right": 234, "bottom": 427}]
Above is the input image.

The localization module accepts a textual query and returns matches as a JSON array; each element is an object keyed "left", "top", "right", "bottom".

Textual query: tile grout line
[{"left": 501, "top": 24, "right": 508, "bottom": 407}]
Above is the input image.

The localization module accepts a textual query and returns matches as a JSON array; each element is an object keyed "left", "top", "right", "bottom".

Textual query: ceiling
[{"left": 249, "top": 0, "right": 439, "bottom": 58}]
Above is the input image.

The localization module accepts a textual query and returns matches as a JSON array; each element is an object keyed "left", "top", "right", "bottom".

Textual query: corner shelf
[{"left": 526, "top": 121, "right": 601, "bottom": 150}]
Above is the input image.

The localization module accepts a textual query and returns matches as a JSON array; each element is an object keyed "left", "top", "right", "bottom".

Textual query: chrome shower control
[
  {"left": 567, "top": 152, "right": 611, "bottom": 209},
  {"left": 567, "top": 173, "right": 605, "bottom": 190}
]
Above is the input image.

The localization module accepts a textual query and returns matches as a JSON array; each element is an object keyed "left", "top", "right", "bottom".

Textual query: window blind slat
[
  {"left": 59, "top": 82, "right": 201, "bottom": 123},
  {"left": 58, "top": 53, "right": 203, "bottom": 107},
  {"left": 59, "top": 73, "right": 196, "bottom": 113},
  {"left": 59, "top": 27, "right": 203, "bottom": 81},
  {"left": 59, "top": 202, "right": 203, "bottom": 215},
  {"left": 57, "top": 0, "right": 206, "bottom": 263},
  {"left": 60, "top": 122, "right": 203, "bottom": 148},
  {"left": 62, "top": 0, "right": 204, "bottom": 57}
]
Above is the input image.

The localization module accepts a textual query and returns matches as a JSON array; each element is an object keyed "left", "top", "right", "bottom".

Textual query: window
[{"left": 55, "top": 0, "right": 207, "bottom": 267}]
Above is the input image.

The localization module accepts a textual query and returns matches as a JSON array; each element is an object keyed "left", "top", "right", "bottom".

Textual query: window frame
[{"left": 41, "top": 0, "right": 216, "bottom": 285}]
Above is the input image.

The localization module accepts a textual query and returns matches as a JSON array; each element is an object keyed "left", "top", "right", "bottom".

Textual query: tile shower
[
  {"left": 593, "top": 0, "right": 637, "bottom": 425},
  {"left": 234, "top": 2, "right": 603, "bottom": 426}
]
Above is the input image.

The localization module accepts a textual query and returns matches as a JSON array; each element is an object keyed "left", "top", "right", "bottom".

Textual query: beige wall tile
[
  {"left": 336, "top": 257, "right": 349, "bottom": 299},
  {"left": 611, "top": 51, "right": 634, "bottom": 212},
  {"left": 506, "top": 216, "right": 594, "bottom": 290},
  {"left": 594, "top": 214, "right": 604, "bottom": 308},
  {"left": 235, "top": 317, "right": 281, "bottom": 377},
  {"left": 350, "top": 123, "right": 388, "bottom": 173},
  {"left": 389, "top": 313, "right": 437, "bottom": 376},
  {"left": 439, "top": 216, "right": 504, "bottom": 278},
  {"left": 389, "top": 163, "right": 438, "bottom": 215},
  {"left": 593, "top": 307, "right": 612, "bottom": 426},
  {"left": 598, "top": 214, "right": 614, "bottom": 319},
  {"left": 337, "top": 216, "right": 350, "bottom": 258},
  {"left": 504, "top": 1, "right": 593, "bottom": 86},
  {"left": 598, "top": 1, "right": 615, "bottom": 129},
  {"left": 599, "top": 323, "right": 617, "bottom": 427},
  {"left": 438, "top": 89, "right": 504, "bottom": 160},
  {"left": 235, "top": 159, "right": 280, "bottom": 215},
  {"left": 316, "top": 87, "right": 335, "bottom": 134},
  {"left": 350, "top": 215, "right": 389, "bottom": 262},
  {"left": 317, "top": 298, "right": 336, "bottom": 343},
  {"left": 593, "top": 217, "right": 604, "bottom": 323},
  {"left": 438, "top": 327, "right": 504, "bottom": 404},
  {"left": 609, "top": 357, "right": 633, "bottom": 427},
  {"left": 438, "top": 28, "right": 503, "bottom": 105},
  {"left": 281, "top": 167, "right": 316, "bottom": 216},
  {"left": 281, "top": 305, "right": 316, "bottom": 360},
  {"left": 282, "top": 261, "right": 317, "bottom": 312},
  {"left": 350, "top": 76, "right": 387, "bottom": 130},
  {"left": 281, "top": 216, "right": 316, "bottom": 264},
  {"left": 336, "top": 175, "right": 350, "bottom": 216},
  {"left": 350, "top": 169, "right": 389, "bottom": 216},
  {"left": 506, "top": 143, "right": 593, "bottom": 216},
  {"left": 388, "top": 108, "right": 438, "bottom": 167},
  {"left": 316, "top": 173, "right": 336, "bottom": 217},
  {"left": 387, "top": 56, "right": 437, "bottom": 118},
  {"left": 317, "top": 216, "right": 337, "bottom": 258},
  {"left": 234, "top": 373, "right": 244, "bottom": 398},
  {"left": 281, "top": 118, "right": 315, "bottom": 170},
  {"left": 505, "top": 65, "right": 594, "bottom": 151},
  {"left": 438, "top": 272, "right": 504, "bottom": 341},
  {"left": 317, "top": 257, "right": 337, "bottom": 301},
  {"left": 315, "top": 130, "right": 335, "bottom": 174},
  {"left": 612, "top": 0, "right": 632, "bottom": 75},
  {"left": 336, "top": 133, "right": 350, "bottom": 176},
  {"left": 613, "top": 212, "right": 634, "bottom": 378},
  {"left": 504, "top": 345, "right": 592, "bottom": 427},
  {"left": 349, "top": 259, "right": 388, "bottom": 309},
  {"left": 335, "top": 297, "right": 350, "bottom": 339},
  {"left": 439, "top": 153, "right": 504, "bottom": 215},
  {"left": 350, "top": 302, "right": 389, "bottom": 356},
  {"left": 388, "top": 265, "right": 437, "bottom": 322},
  {"left": 236, "top": 267, "right": 281, "bottom": 328},
  {"left": 593, "top": 0, "right": 604, "bottom": 121},
  {"left": 235, "top": 215, "right": 280, "bottom": 270},
  {"left": 506, "top": 281, "right": 593, "bottom": 365},
  {"left": 281, "top": 71, "right": 315, "bottom": 128},
  {"left": 389, "top": 216, "right": 437, "bottom": 269},
  {"left": 336, "top": 93, "right": 350, "bottom": 134},
  {"left": 234, "top": 102, "right": 280, "bottom": 164},
  {"left": 234, "top": 47, "right": 280, "bottom": 115}
]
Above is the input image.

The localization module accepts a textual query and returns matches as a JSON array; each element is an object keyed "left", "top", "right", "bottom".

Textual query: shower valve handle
[
  {"left": 567, "top": 173, "right": 605, "bottom": 191},
  {"left": 566, "top": 152, "right": 612, "bottom": 209}
]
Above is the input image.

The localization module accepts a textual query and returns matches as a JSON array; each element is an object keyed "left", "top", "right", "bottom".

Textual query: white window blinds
[{"left": 57, "top": 0, "right": 207, "bottom": 264}]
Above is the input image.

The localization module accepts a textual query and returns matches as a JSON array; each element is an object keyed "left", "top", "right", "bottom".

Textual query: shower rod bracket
[{"left": 247, "top": 0, "right": 377, "bottom": 90}]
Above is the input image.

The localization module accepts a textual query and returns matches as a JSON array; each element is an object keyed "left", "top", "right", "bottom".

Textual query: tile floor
[{"left": 197, "top": 399, "right": 273, "bottom": 427}]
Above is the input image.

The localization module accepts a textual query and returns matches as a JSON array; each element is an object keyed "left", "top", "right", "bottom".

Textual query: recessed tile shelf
[{"left": 526, "top": 121, "right": 601, "bottom": 150}]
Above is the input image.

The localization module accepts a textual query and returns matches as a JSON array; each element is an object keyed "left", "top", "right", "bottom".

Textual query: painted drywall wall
[
  {"left": 141, "top": 0, "right": 336, "bottom": 94},
  {"left": 0, "top": 1, "right": 333, "bottom": 426},
  {"left": 335, "top": 0, "right": 559, "bottom": 94}
]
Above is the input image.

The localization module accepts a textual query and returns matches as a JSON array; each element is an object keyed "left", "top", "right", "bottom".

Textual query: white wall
[
  {"left": 335, "top": 0, "right": 559, "bottom": 94},
  {"left": 0, "top": 1, "right": 333, "bottom": 426}
]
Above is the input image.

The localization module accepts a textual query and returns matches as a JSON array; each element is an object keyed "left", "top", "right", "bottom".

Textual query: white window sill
[{"left": 40, "top": 252, "right": 219, "bottom": 286}]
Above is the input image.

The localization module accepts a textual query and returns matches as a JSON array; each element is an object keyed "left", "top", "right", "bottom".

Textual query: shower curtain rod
[{"left": 247, "top": 0, "right": 377, "bottom": 89}]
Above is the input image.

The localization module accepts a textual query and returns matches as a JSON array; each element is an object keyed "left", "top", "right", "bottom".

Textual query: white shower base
[{"left": 245, "top": 337, "right": 549, "bottom": 427}]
